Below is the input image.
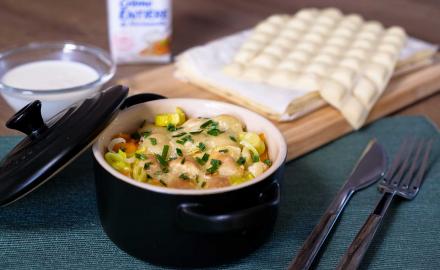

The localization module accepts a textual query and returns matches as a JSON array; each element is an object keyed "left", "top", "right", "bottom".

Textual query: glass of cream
[{"left": 0, "top": 42, "right": 115, "bottom": 120}]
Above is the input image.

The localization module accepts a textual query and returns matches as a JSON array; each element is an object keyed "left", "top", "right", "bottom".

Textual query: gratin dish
[
  {"left": 0, "top": 85, "right": 287, "bottom": 267},
  {"left": 93, "top": 96, "right": 287, "bottom": 267}
]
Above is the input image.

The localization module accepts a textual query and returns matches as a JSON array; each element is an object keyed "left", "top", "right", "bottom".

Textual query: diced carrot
[
  {"left": 259, "top": 133, "right": 269, "bottom": 162},
  {"left": 112, "top": 143, "right": 125, "bottom": 152},
  {"left": 261, "top": 151, "right": 269, "bottom": 161},
  {"left": 150, "top": 179, "right": 161, "bottom": 186},
  {"left": 124, "top": 142, "right": 138, "bottom": 155},
  {"left": 112, "top": 141, "right": 138, "bottom": 154},
  {"left": 111, "top": 133, "right": 139, "bottom": 153}
]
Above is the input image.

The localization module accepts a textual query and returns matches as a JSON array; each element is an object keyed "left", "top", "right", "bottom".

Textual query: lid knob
[{"left": 6, "top": 100, "right": 48, "bottom": 138}]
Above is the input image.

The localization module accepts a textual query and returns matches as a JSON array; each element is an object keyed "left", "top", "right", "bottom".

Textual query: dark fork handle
[{"left": 337, "top": 192, "right": 395, "bottom": 270}]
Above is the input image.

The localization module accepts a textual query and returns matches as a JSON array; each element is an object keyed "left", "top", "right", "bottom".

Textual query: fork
[{"left": 336, "top": 138, "right": 433, "bottom": 270}]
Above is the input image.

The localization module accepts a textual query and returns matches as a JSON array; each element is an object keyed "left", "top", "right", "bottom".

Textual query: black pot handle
[
  {"left": 176, "top": 182, "right": 280, "bottom": 234},
  {"left": 120, "top": 93, "right": 166, "bottom": 109},
  {"left": 6, "top": 100, "right": 48, "bottom": 138}
]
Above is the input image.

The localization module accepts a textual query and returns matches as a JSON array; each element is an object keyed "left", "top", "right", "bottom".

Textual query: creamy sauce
[
  {"left": 1, "top": 60, "right": 99, "bottom": 91},
  {"left": 105, "top": 113, "right": 272, "bottom": 190}
]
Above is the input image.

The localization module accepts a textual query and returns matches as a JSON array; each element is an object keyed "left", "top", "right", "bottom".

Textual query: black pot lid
[{"left": 0, "top": 85, "right": 129, "bottom": 206}]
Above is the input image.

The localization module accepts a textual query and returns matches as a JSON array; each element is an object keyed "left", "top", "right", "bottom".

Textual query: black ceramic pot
[{"left": 92, "top": 96, "right": 287, "bottom": 267}]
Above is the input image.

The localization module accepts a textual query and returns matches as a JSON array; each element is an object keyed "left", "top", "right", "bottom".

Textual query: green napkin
[{"left": 0, "top": 116, "right": 439, "bottom": 270}]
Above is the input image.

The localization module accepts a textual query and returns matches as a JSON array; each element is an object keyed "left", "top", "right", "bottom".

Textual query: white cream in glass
[{"left": 1, "top": 60, "right": 100, "bottom": 120}]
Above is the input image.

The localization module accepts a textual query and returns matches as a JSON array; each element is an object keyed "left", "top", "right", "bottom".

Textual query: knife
[{"left": 288, "top": 139, "right": 387, "bottom": 270}]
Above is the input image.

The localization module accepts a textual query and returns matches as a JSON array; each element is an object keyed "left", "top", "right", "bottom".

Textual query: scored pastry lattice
[{"left": 224, "top": 8, "right": 407, "bottom": 129}]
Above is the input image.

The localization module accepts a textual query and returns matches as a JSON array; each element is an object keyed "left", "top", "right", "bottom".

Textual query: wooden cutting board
[{"left": 120, "top": 57, "right": 440, "bottom": 161}]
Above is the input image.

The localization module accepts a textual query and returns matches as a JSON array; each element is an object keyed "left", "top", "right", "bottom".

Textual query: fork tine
[
  {"left": 399, "top": 140, "right": 425, "bottom": 189},
  {"left": 387, "top": 139, "right": 416, "bottom": 187},
  {"left": 337, "top": 138, "right": 434, "bottom": 269},
  {"left": 410, "top": 139, "right": 433, "bottom": 192},
  {"left": 383, "top": 138, "right": 410, "bottom": 183}
]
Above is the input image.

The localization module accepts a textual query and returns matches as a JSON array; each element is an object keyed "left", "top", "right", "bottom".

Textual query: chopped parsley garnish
[
  {"left": 201, "top": 181, "right": 206, "bottom": 188},
  {"left": 167, "top": 124, "right": 177, "bottom": 132},
  {"left": 146, "top": 174, "right": 152, "bottom": 179},
  {"left": 176, "top": 135, "right": 193, "bottom": 145},
  {"left": 149, "top": 137, "right": 157, "bottom": 145},
  {"left": 184, "top": 135, "right": 194, "bottom": 142},
  {"left": 172, "top": 132, "right": 187, "bottom": 138},
  {"left": 142, "top": 131, "right": 151, "bottom": 138},
  {"left": 200, "top": 120, "right": 222, "bottom": 136},
  {"left": 155, "top": 154, "right": 168, "bottom": 168},
  {"left": 159, "top": 180, "right": 167, "bottom": 186},
  {"left": 236, "top": 156, "right": 246, "bottom": 165},
  {"left": 252, "top": 154, "right": 260, "bottom": 163},
  {"left": 131, "top": 131, "right": 141, "bottom": 140},
  {"left": 206, "top": 159, "right": 222, "bottom": 174},
  {"left": 189, "top": 130, "right": 203, "bottom": 135},
  {"left": 162, "top": 167, "right": 169, "bottom": 173},
  {"left": 264, "top": 159, "right": 272, "bottom": 166},
  {"left": 198, "top": 142, "right": 206, "bottom": 151},
  {"left": 229, "top": 136, "right": 237, "bottom": 142},
  {"left": 161, "top": 145, "right": 169, "bottom": 159},
  {"left": 179, "top": 173, "right": 190, "bottom": 180},
  {"left": 135, "top": 153, "right": 147, "bottom": 160},
  {"left": 211, "top": 159, "right": 221, "bottom": 166},
  {"left": 144, "top": 162, "right": 152, "bottom": 169},
  {"left": 196, "top": 153, "right": 210, "bottom": 165},
  {"left": 181, "top": 157, "right": 186, "bottom": 164},
  {"left": 176, "top": 148, "right": 183, "bottom": 157},
  {"left": 207, "top": 128, "right": 223, "bottom": 136},
  {"left": 200, "top": 120, "right": 214, "bottom": 129},
  {"left": 168, "top": 125, "right": 182, "bottom": 131},
  {"left": 219, "top": 149, "right": 228, "bottom": 153}
]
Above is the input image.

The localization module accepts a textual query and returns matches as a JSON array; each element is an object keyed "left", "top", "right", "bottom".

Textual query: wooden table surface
[{"left": 0, "top": 0, "right": 439, "bottom": 135}]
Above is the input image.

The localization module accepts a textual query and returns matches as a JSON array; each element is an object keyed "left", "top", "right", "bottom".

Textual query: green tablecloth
[{"left": 1, "top": 116, "right": 439, "bottom": 270}]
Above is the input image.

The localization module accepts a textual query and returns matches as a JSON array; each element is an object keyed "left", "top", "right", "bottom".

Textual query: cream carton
[{"left": 107, "top": 0, "right": 172, "bottom": 64}]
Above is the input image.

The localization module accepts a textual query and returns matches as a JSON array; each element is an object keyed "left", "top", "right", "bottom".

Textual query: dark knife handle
[
  {"left": 337, "top": 192, "right": 394, "bottom": 270},
  {"left": 288, "top": 211, "right": 338, "bottom": 270}
]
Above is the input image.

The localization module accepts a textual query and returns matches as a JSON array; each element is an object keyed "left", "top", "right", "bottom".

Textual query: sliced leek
[{"left": 155, "top": 107, "right": 186, "bottom": 127}]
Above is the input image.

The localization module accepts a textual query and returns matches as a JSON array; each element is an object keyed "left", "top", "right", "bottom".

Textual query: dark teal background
[{"left": 0, "top": 116, "right": 439, "bottom": 269}]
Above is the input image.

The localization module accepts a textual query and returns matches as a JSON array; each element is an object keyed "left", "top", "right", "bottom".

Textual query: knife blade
[{"left": 288, "top": 139, "right": 387, "bottom": 270}]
